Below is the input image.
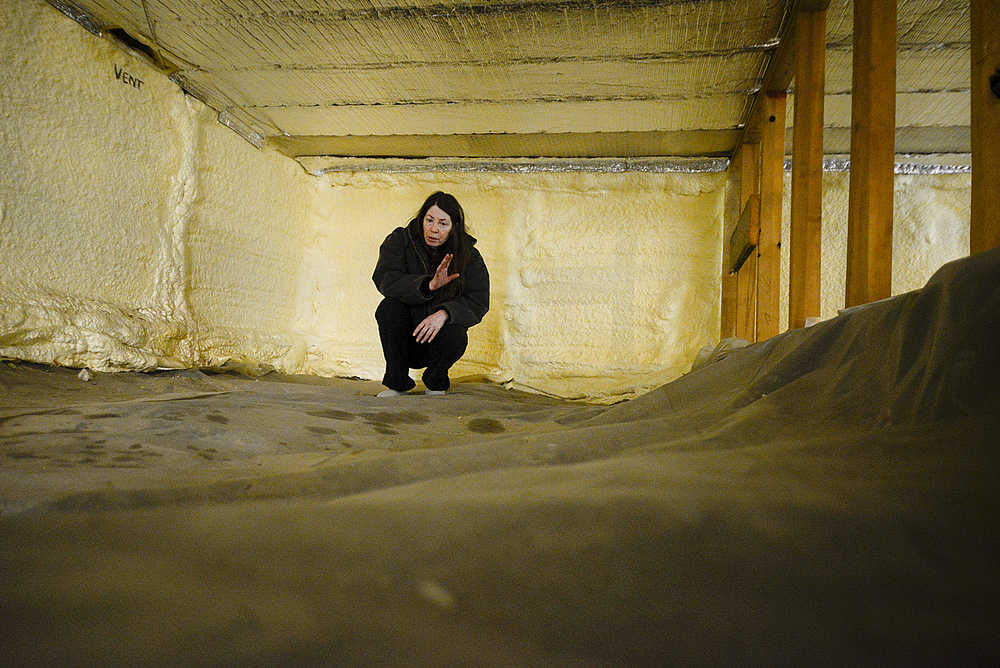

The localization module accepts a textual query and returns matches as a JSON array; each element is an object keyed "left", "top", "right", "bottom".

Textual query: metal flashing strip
[
  {"left": 300, "top": 157, "right": 730, "bottom": 176},
  {"left": 46, "top": 0, "right": 102, "bottom": 35}
]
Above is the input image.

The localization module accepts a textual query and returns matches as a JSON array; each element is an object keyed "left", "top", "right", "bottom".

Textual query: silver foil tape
[
  {"left": 218, "top": 111, "right": 264, "bottom": 150},
  {"left": 783, "top": 157, "right": 971, "bottom": 174},
  {"left": 306, "top": 157, "right": 730, "bottom": 175},
  {"left": 893, "top": 160, "right": 971, "bottom": 175},
  {"left": 46, "top": 0, "right": 102, "bottom": 35}
]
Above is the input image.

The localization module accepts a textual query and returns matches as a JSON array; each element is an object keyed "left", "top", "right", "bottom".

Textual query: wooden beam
[
  {"left": 720, "top": 150, "right": 741, "bottom": 340},
  {"left": 796, "top": 0, "right": 832, "bottom": 10},
  {"left": 739, "top": 0, "right": 832, "bottom": 148},
  {"left": 788, "top": 8, "right": 826, "bottom": 329},
  {"left": 735, "top": 143, "right": 759, "bottom": 342},
  {"left": 757, "top": 93, "right": 786, "bottom": 341},
  {"left": 720, "top": 268, "right": 739, "bottom": 339},
  {"left": 971, "top": 0, "right": 1000, "bottom": 254},
  {"left": 730, "top": 1, "right": 833, "bottom": 340},
  {"left": 736, "top": 255, "right": 758, "bottom": 341},
  {"left": 845, "top": 0, "right": 896, "bottom": 308},
  {"left": 729, "top": 195, "right": 760, "bottom": 275}
]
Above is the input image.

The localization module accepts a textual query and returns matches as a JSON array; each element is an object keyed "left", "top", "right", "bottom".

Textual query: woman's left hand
[
  {"left": 413, "top": 309, "right": 449, "bottom": 343},
  {"left": 428, "top": 254, "right": 460, "bottom": 291}
]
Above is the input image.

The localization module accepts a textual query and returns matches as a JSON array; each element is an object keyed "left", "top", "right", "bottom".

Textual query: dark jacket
[{"left": 372, "top": 221, "right": 490, "bottom": 328}]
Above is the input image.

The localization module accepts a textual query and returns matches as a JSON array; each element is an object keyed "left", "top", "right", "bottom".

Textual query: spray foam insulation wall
[
  {"left": 2, "top": 0, "right": 727, "bottom": 403},
  {"left": 775, "top": 171, "right": 971, "bottom": 327},
  {"left": 301, "top": 171, "right": 726, "bottom": 402},
  {"left": 0, "top": 0, "right": 318, "bottom": 373}
]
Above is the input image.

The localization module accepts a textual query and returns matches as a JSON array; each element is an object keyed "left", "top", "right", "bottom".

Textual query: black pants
[{"left": 375, "top": 298, "right": 469, "bottom": 391}]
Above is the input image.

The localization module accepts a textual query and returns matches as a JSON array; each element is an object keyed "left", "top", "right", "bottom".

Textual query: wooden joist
[
  {"left": 736, "top": 254, "right": 758, "bottom": 342},
  {"left": 720, "top": 268, "right": 739, "bottom": 340},
  {"left": 729, "top": 195, "right": 760, "bottom": 275},
  {"left": 735, "top": 143, "right": 759, "bottom": 342},
  {"left": 971, "top": 0, "right": 1000, "bottom": 254},
  {"left": 845, "top": 0, "right": 896, "bottom": 308},
  {"left": 756, "top": 93, "right": 786, "bottom": 341},
  {"left": 720, "top": 148, "right": 742, "bottom": 340},
  {"left": 728, "top": 0, "right": 832, "bottom": 341},
  {"left": 740, "top": 0, "right": 832, "bottom": 147},
  {"left": 788, "top": 8, "right": 826, "bottom": 329}
]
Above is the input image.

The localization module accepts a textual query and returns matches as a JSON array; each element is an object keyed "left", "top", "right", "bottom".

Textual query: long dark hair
[{"left": 411, "top": 191, "right": 471, "bottom": 299}]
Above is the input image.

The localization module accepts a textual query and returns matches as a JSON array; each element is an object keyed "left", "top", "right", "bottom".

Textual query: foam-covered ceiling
[{"left": 49, "top": 0, "right": 970, "bottom": 164}]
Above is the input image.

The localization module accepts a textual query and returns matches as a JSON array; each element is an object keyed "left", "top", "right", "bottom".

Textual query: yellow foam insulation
[
  {"left": 299, "top": 171, "right": 725, "bottom": 403},
  {"left": 1, "top": 0, "right": 316, "bottom": 373},
  {"left": 778, "top": 171, "right": 971, "bottom": 326},
  {"left": 185, "top": 102, "right": 319, "bottom": 372},
  {"left": 3, "top": 0, "right": 728, "bottom": 402}
]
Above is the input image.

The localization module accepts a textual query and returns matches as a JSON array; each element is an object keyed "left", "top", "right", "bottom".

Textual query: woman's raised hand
[{"left": 428, "top": 253, "right": 460, "bottom": 291}]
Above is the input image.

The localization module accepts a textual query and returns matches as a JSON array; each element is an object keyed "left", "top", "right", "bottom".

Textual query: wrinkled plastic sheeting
[{"left": 689, "top": 337, "right": 751, "bottom": 373}]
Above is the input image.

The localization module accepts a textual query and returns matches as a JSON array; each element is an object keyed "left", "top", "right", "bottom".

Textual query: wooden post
[
  {"left": 732, "top": 2, "right": 832, "bottom": 340},
  {"left": 736, "top": 142, "right": 759, "bottom": 342},
  {"left": 845, "top": 0, "right": 896, "bottom": 307},
  {"left": 720, "top": 153, "right": 740, "bottom": 339},
  {"left": 737, "top": 254, "right": 758, "bottom": 341},
  {"left": 788, "top": 8, "right": 826, "bottom": 329},
  {"left": 720, "top": 273, "right": 738, "bottom": 339},
  {"left": 757, "top": 93, "right": 786, "bottom": 340},
  {"left": 971, "top": 0, "right": 1000, "bottom": 254}
]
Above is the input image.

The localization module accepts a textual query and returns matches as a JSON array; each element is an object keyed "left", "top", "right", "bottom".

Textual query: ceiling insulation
[
  {"left": 803, "top": 0, "right": 971, "bottom": 159},
  {"left": 270, "top": 128, "right": 742, "bottom": 158},
  {"left": 791, "top": 125, "right": 971, "bottom": 158},
  {"left": 47, "top": 0, "right": 971, "bottom": 167}
]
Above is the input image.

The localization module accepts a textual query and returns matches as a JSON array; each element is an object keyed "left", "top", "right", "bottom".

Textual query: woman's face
[{"left": 422, "top": 204, "right": 453, "bottom": 247}]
